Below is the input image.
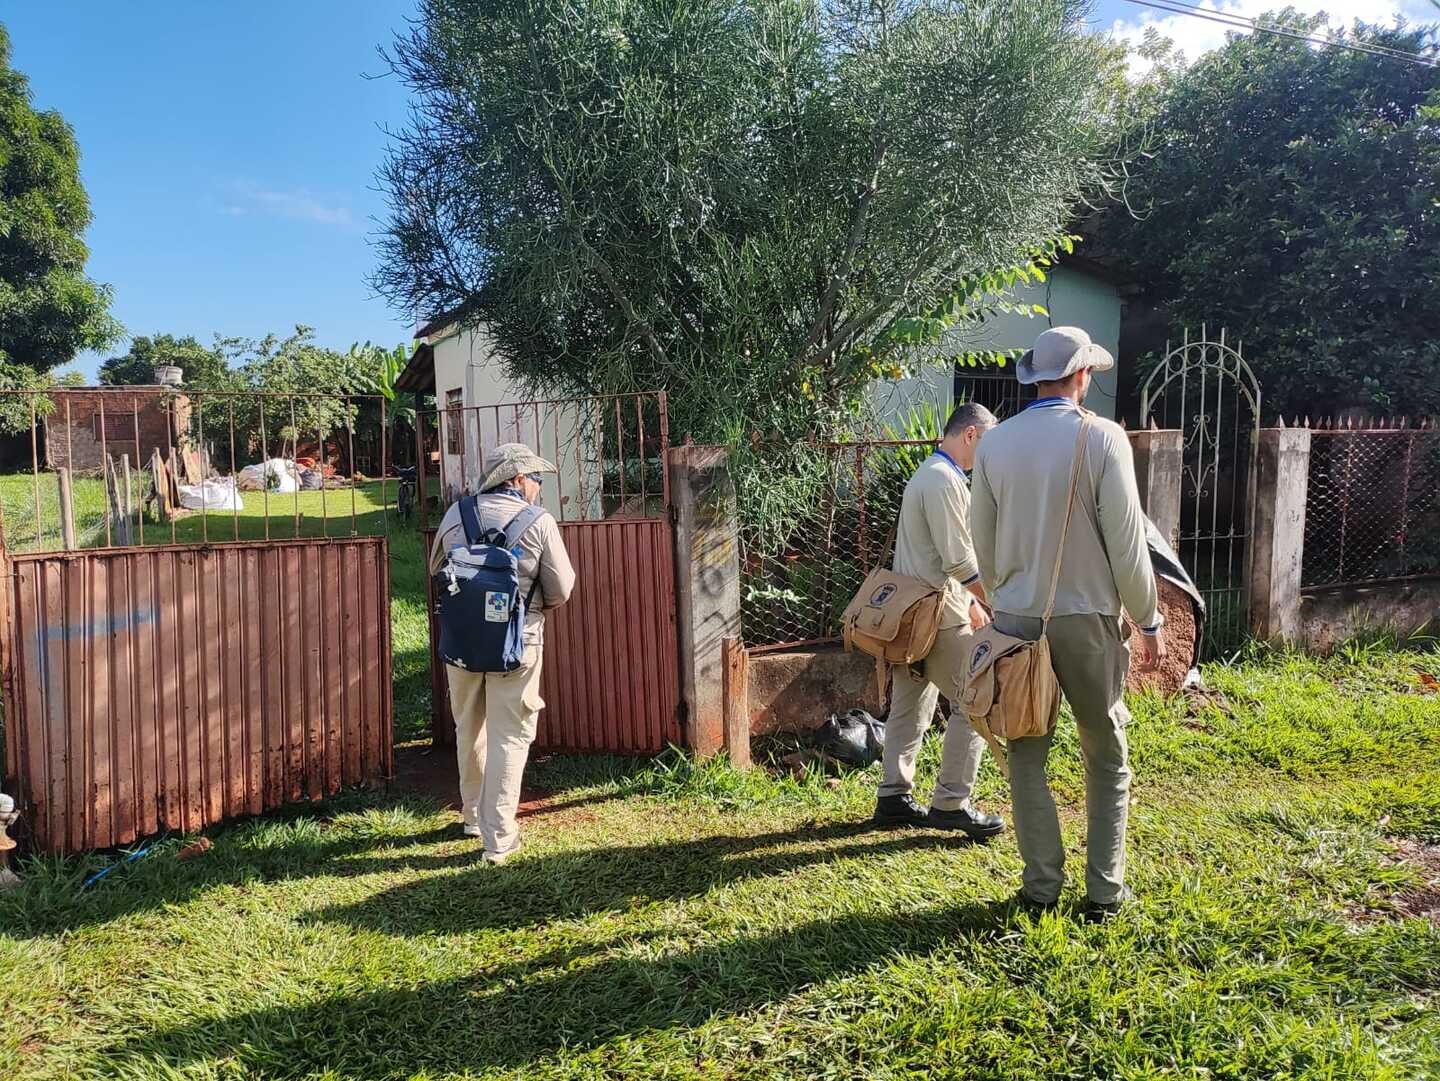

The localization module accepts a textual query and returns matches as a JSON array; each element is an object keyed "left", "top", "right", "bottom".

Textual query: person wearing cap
[
  {"left": 969, "top": 326, "right": 1163, "bottom": 922},
  {"left": 428, "top": 443, "right": 576, "bottom": 864},
  {"left": 873, "top": 402, "right": 1006, "bottom": 840}
]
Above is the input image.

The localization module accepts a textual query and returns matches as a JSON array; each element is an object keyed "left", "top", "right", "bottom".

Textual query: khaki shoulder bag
[
  {"left": 841, "top": 527, "right": 945, "bottom": 668},
  {"left": 956, "top": 413, "right": 1092, "bottom": 777}
]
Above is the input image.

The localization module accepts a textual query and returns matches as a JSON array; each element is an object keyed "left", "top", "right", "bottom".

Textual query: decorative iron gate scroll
[{"left": 1140, "top": 327, "right": 1261, "bottom": 658}]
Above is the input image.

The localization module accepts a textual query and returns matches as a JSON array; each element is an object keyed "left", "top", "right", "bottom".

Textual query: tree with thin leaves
[{"left": 373, "top": 0, "right": 1128, "bottom": 443}]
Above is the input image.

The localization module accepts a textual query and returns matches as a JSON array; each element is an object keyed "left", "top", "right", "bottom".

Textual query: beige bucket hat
[
  {"left": 1016, "top": 326, "right": 1115, "bottom": 386},
  {"left": 480, "top": 442, "right": 556, "bottom": 491}
]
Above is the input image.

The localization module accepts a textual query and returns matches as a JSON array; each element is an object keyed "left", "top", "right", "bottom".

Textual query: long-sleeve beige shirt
[
  {"left": 893, "top": 451, "right": 981, "bottom": 631},
  {"left": 969, "top": 401, "right": 1161, "bottom": 630},
  {"left": 429, "top": 490, "right": 576, "bottom": 644}
]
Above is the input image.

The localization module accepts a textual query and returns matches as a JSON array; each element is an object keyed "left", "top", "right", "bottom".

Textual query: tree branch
[{"left": 793, "top": 137, "right": 888, "bottom": 367}]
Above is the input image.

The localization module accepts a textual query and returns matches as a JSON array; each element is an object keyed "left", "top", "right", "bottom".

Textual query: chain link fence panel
[{"left": 1303, "top": 426, "right": 1440, "bottom": 588}]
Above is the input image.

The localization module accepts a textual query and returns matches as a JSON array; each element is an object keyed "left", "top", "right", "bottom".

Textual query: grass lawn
[{"left": 2, "top": 642, "right": 1438, "bottom": 1079}]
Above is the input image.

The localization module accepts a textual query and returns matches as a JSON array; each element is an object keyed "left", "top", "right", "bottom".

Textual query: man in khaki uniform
[
  {"left": 873, "top": 402, "right": 1005, "bottom": 840},
  {"left": 970, "top": 327, "right": 1163, "bottom": 921},
  {"left": 429, "top": 444, "right": 575, "bottom": 864}
]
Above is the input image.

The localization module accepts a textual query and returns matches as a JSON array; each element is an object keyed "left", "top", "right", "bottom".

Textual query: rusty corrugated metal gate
[
  {"left": 422, "top": 393, "right": 681, "bottom": 755},
  {"left": 0, "top": 537, "right": 394, "bottom": 854}
]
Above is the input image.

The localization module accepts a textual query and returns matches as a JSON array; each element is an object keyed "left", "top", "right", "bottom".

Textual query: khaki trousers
[
  {"left": 446, "top": 645, "right": 545, "bottom": 857},
  {"left": 879, "top": 625, "right": 985, "bottom": 810},
  {"left": 992, "top": 611, "right": 1132, "bottom": 905}
]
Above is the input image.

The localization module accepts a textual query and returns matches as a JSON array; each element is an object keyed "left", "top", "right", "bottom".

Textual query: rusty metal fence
[
  {"left": 0, "top": 389, "right": 401, "bottom": 853},
  {"left": 0, "top": 388, "right": 406, "bottom": 553},
  {"left": 1302, "top": 420, "right": 1440, "bottom": 589},
  {"left": 417, "top": 392, "right": 669, "bottom": 521},
  {"left": 0, "top": 537, "right": 393, "bottom": 853},
  {"left": 736, "top": 440, "right": 930, "bottom": 651}
]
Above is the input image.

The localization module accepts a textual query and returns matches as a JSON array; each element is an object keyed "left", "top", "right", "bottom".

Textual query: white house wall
[{"left": 429, "top": 326, "right": 600, "bottom": 516}]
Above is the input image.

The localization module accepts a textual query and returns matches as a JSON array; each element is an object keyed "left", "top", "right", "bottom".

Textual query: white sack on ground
[
  {"left": 178, "top": 477, "right": 244, "bottom": 512},
  {"left": 236, "top": 459, "right": 301, "bottom": 493}
]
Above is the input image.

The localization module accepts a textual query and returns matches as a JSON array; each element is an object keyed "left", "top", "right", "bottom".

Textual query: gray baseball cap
[
  {"left": 1016, "top": 326, "right": 1115, "bottom": 386},
  {"left": 480, "top": 442, "right": 556, "bottom": 491}
]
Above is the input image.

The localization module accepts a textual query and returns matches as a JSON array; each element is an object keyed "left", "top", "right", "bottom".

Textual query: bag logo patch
[
  {"left": 969, "top": 639, "right": 992, "bottom": 675},
  {"left": 485, "top": 591, "right": 510, "bottom": 623},
  {"left": 869, "top": 583, "right": 897, "bottom": 606}
]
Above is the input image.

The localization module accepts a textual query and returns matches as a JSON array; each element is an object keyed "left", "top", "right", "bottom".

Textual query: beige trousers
[
  {"left": 446, "top": 645, "right": 545, "bottom": 857},
  {"left": 879, "top": 625, "right": 986, "bottom": 810},
  {"left": 992, "top": 612, "right": 1132, "bottom": 905}
]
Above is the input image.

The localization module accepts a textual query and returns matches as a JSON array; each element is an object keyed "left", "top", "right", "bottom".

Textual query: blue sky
[{"left": 5, "top": 1, "right": 1425, "bottom": 381}]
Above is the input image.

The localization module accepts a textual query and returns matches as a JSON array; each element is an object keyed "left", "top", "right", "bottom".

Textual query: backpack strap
[
  {"left": 457, "top": 495, "right": 482, "bottom": 546},
  {"left": 503, "top": 504, "right": 547, "bottom": 550},
  {"left": 503, "top": 503, "right": 550, "bottom": 608}
]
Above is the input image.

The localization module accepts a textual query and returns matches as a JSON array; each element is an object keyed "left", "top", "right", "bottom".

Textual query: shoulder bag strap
[
  {"left": 1041, "top": 412, "right": 1094, "bottom": 626},
  {"left": 870, "top": 524, "right": 899, "bottom": 574}
]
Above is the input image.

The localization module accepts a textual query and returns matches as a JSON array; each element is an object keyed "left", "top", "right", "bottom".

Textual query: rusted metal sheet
[
  {"left": 0, "top": 537, "right": 393, "bottom": 854},
  {"left": 424, "top": 519, "right": 681, "bottom": 755}
]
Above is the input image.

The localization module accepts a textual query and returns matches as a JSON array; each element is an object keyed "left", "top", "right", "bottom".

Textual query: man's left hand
[{"left": 969, "top": 599, "right": 991, "bottom": 630}]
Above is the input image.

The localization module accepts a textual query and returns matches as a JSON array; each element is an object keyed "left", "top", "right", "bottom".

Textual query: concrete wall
[
  {"left": 1299, "top": 579, "right": 1440, "bottom": 654},
  {"left": 746, "top": 646, "right": 883, "bottom": 737},
  {"left": 866, "top": 266, "right": 1123, "bottom": 431}
]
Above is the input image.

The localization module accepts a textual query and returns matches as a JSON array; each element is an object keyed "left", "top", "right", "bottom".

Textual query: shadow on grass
[
  {"left": 309, "top": 821, "right": 974, "bottom": 937},
  {"left": 104, "top": 892, "right": 1021, "bottom": 1076}
]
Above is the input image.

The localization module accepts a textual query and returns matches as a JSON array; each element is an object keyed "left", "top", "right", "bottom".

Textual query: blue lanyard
[
  {"left": 1026, "top": 397, "right": 1074, "bottom": 410},
  {"left": 930, "top": 448, "right": 966, "bottom": 479}
]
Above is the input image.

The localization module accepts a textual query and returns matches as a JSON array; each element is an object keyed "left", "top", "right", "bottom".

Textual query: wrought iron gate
[{"left": 1140, "top": 328, "right": 1261, "bottom": 658}]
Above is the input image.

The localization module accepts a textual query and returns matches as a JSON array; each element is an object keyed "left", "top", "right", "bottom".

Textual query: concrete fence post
[
  {"left": 667, "top": 445, "right": 743, "bottom": 760},
  {"left": 1128, "top": 429, "right": 1184, "bottom": 549},
  {"left": 1248, "top": 427, "right": 1311, "bottom": 644}
]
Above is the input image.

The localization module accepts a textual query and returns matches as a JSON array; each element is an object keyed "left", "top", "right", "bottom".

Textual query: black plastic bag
[{"left": 813, "top": 709, "right": 886, "bottom": 768}]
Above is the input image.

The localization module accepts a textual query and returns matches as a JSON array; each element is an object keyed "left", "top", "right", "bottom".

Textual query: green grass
[
  {"left": 2, "top": 647, "right": 1438, "bottom": 1079},
  {"left": 0, "top": 471, "right": 440, "bottom": 744}
]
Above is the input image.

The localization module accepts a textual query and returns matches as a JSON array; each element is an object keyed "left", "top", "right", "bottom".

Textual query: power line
[{"left": 1119, "top": 0, "right": 1440, "bottom": 68}]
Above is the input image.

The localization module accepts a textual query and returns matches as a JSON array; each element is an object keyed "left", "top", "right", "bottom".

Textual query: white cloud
[
  {"left": 1106, "top": 0, "right": 1434, "bottom": 74},
  {"left": 224, "top": 182, "right": 357, "bottom": 229}
]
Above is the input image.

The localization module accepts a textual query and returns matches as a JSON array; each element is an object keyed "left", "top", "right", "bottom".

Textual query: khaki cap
[{"left": 480, "top": 442, "right": 556, "bottom": 491}]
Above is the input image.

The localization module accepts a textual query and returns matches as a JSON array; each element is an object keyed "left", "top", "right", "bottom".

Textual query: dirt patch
[
  {"left": 389, "top": 744, "right": 601, "bottom": 827},
  {"left": 1389, "top": 838, "right": 1440, "bottom": 928},
  {"left": 1125, "top": 578, "right": 1199, "bottom": 697},
  {"left": 1347, "top": 836, "right": 1440, "bottom": 930},
  {"left": 1414, "top": 667, "right": 1440, "bottom": 695}
]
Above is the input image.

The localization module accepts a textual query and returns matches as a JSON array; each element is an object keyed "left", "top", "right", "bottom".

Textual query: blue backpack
[{"left": 434, "top": 496, "right": 547, "bottom": 673}]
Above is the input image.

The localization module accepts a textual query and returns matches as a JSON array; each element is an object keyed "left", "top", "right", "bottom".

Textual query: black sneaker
[
  {"left": 1007, "top": 888, "right": 1058, "bottom": 915},
  {"left": 872, "top": 793, "right": 929, "bottom": 828},
  {"left": 926, "top": 805, "right": 1005, "bottom": 840},
  {"left": 1082, "top": 897, "right": 1127, "bottom": 924}
]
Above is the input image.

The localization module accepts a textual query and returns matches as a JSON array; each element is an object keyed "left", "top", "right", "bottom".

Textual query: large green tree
[
  {"left": 0, "top": 23, "right": 119, "bottom": 371},
  {"left": 373, "top": 0, "right": 1126, "bottom": 442},
  {"left": 1091, "top": 12, "right": 1440, "bottom": 418},
  {"left": 99, "top": 333, "right": 230, "bottom": 388}
]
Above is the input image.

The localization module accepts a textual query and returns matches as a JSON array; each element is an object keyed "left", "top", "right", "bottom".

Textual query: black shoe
[
  {"left": 872, "top": 793, "right": 929, "bottom": 828},
  {"left": 926, "top": 805, "right": 1005, "bottom": 840},
  {"left": 1082, "top": 897, "right": 1127, "bottom": 924},
  {"left": 1007, "top": 888, "right": 1058, "bottom": 915}
]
